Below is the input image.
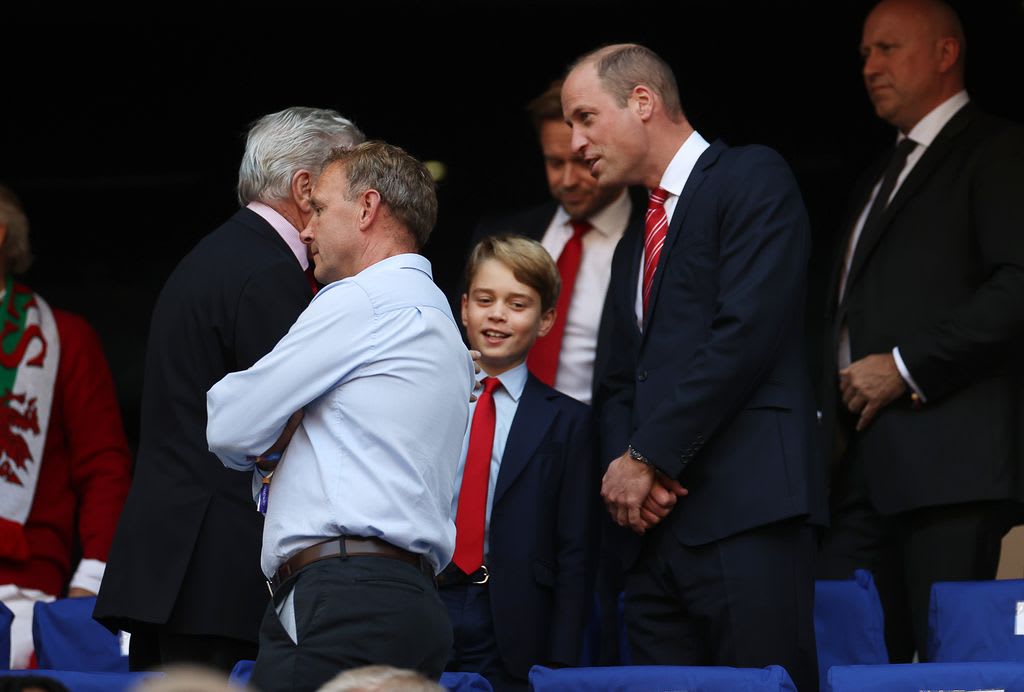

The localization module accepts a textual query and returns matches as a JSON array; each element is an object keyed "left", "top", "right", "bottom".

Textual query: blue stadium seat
[
  {"left": 827, "top": 661, "right": 1024, "bottom": 692},
  {"left": 31, "top": 597, "right": 127, "bottom": 672},
  {"left": 0, "top": 669, "right": 156, "bottom": 692},
  {"left": 439, "top": 671, "right": 493, "bottom": 691},
  {"left": 229, "top": 658, "right": 255, "bottom": 685},
  {"left": 928, "top": 578, "right": 1024, "bottom": 662},
  {"left": 814, "top": 568, "right": 889, "bottom": 689},
  {"left": 528, "top": 664, "right": 798, "bottom": 691}
]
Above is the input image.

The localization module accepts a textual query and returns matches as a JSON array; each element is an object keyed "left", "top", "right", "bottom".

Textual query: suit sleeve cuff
[
  {"left": 892, "top": 347, "right": 927, "bottom": 403},
  {"left": 69, "top": 559, "right": 105, "bottom": 594}
]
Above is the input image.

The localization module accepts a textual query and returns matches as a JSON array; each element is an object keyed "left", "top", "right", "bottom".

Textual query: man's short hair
[
  {"left": 464, "top": 234, "right": 561, "bottom": 313},
  {"left": 317, "top": 664, "right": 445, "bottom": 692},
  {"left": 322, "top": 141, "right": 438, "bottom": 249},
  {"left": 237, "top": 106, "right": 365, "bottom": 206},
  {"left": 0, "top": 182, "right": 33, "bottom": 275},
  {"left": 526, "top": 79, "right": 565, "bottom": 132},
  {"left": 571, "top": 43, "right": 684, "bottom": 120}
]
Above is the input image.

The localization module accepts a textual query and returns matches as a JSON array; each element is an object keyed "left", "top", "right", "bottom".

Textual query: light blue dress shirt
[
  {"left": 449, "top": 361, "right": 528, "bottom": 559},
  {"left": 207, "top": 253, "right": 475, "bottom": 577}
]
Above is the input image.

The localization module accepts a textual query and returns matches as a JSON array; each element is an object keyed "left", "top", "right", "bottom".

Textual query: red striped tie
[
  {"left": 642, "top": 187, "right": 670, "bottom": 315},
  {"left": 452, "top": 377, "right": 501, "bottom": 574}
]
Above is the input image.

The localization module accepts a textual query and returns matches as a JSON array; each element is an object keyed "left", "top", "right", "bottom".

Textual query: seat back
[
  {"left": 0, "top": 669, "right": 156, "bottom": 692},
  {"left": 827, "top": 661, "right": 1024, "bottom": 692},
  {"left": 528, "top": 664, "right": 798, "bottom": 691},
  {"left": 439, "top": 671, "right": 493, "bottom": 691},
  {"left": 814, "top": 568, "right": 888, "bottom": 689},
  {"left": 928, "top": 578, "right": 1024, "bottom": 662},
  {"left": 31, "top": 597, "right": 127, "bottom": 673},
  {"left": 229, "top": 659, "right": 255, "bottom": 685}
]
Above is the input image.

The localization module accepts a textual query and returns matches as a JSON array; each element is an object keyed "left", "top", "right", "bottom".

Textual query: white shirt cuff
[
  {"left": 892, "top": 347, "right": 927, "bottom": 403},
  {"left": 69, "top": 558, "right": 105, "bottom": 594}
]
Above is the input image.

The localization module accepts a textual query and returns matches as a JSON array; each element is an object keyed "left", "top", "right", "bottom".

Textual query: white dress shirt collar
[
  {"left": 549, "top": 189, "right": 631, "bottom": 240},
  {"left": 478, "top": 360, "right": 527, "bottom": 404},
  {"left": 658, "top": 130, "right": 712, "bottom": 198},
  {"left": 903, "top": 90, "right": 970, "bottom": 148}
]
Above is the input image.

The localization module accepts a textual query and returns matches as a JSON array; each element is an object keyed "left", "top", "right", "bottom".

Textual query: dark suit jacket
[
  {"left": 469, "top": 190, "right": 645, "bottom": 403},
  {"left": 484, "top": 373, "right": 595, "bottom": 677},
  {"left": 94, "top": 208, "right": 311, "bottom": 642},
  {"left": 823, "top": 104, "right": 1024, "bottom": 514},
  {"left": 597, "top": 141, "right": 826, "bottom": 568}
]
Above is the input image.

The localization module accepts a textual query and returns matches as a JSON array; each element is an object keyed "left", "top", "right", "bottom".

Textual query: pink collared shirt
[{"left": 247, "top": 201, "right": 308, "bottom": 270}]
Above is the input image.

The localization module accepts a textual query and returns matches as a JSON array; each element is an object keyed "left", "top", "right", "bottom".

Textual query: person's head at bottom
[{"left": 317, "top": 664, "right": 445, "bottom": 692}]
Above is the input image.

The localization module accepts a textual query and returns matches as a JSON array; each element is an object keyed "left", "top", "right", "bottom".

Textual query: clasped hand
[{"left": 601, "top": 451, "right": 688, "bottom": 534}]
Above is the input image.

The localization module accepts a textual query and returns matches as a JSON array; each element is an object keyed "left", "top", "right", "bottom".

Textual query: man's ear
[
  {"left": 936, "top": 37, "right": 961, "bottom": 74},
  {"left": 630, "top": 85, "right": 655, "bottom": 122},
  {"left": 358, "top": 189, "right": 383, "bottom": 230},
  {"left": 0, "top": 223, "right": 7, "bottom": 250},
  {"left": 537, "top": 307, "right": 556, "bottom": 337},
  {"left": 292, "top": 170, "right": 314, "bottom": 212}
]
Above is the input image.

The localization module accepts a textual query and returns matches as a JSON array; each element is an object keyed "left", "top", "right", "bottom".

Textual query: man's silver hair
[{"left": 237, "top": 107, "right": 365, "bottom": 206}]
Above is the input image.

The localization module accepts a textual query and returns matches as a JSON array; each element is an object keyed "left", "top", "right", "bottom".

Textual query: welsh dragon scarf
[{"left": 0, "top": 277, "right": 59, "bottom": 561}]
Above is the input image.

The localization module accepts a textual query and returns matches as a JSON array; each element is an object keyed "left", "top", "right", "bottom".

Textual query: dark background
[{"left": 3, "top": 1, "right": 1023, "bottom": 454}]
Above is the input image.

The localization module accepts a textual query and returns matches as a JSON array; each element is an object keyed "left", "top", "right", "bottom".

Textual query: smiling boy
[{"left": 440, "top": 235, "right": 596, "bottom": 691}]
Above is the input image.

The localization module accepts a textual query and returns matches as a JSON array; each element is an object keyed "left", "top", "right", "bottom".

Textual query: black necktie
[
  {"left": 861, "top": 137, "right": 918, "bottom": 237},
  {"left": 838, "top": 137, "right": 918, "bottom": 302}
]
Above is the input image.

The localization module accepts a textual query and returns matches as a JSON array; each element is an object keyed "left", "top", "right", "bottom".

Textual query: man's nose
[{"left": 570, "top": 128, "right": 588, "bottom": 156}]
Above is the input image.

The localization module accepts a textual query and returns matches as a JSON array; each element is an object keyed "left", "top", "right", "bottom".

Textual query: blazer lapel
[
  {"left": 641, "top": 141, "right": 722, "bottom": 343},
  {"left": 842, "top": 104, "right": 974, "bottom": 302},
  {"left": 492, "top": 375, "right": 557, "bottom": 504}
]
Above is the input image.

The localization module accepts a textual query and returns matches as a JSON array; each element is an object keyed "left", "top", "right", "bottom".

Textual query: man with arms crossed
[{"left": 207, "top": 141, "right": 475, "bottom": 692}]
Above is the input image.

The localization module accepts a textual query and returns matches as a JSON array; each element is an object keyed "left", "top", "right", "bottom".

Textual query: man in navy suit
[
  {"left": 563, "top": 45, "right": 824, "bottom": 691},
  {"left": 817, "top": 0, "right": 1024, "bottom": 662},
  {"left": 94, "top": 107, "right": 364, "bottom": 671},
  {"left": 439, "top": 234, "right": 595, "bottom": 691}
]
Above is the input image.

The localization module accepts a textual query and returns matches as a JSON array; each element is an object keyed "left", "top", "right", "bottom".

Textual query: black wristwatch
[{"left": 627, "top": 445, "right": 654, "bottom": 468}]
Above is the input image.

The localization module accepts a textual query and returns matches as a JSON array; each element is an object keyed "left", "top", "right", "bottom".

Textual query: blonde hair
[{"left": 464, "top": 234, "right": 561, "bottom": 312}]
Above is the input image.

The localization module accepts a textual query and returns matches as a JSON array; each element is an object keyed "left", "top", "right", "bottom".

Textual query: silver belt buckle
[{"left": 472, "top": 565, "right": 490, "bottom": 585}]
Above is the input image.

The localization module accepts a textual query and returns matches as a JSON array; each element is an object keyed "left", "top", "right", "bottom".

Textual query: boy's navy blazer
[{"left": 483, "top": 372, "right": 596, "bottom": 677}]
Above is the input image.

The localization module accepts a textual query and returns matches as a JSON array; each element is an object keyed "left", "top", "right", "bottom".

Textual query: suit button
[{"left": 638, "top": 371, "right": 648, "bottom": 382}]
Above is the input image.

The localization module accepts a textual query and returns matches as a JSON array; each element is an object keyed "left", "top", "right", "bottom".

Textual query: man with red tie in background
[{"left": 470, "top": 79, "right": 643, "bottom": 406}]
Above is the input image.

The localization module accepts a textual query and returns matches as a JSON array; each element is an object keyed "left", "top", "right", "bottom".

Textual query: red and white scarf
[{"left": 0, "top": 279, "right": 59, "bottom": 561}]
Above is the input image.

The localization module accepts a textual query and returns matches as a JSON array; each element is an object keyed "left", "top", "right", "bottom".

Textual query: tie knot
[
  {"left": 480, "top": 377, "right": 501, "bottom": 395},
  {"left": 569, "top": 218, "right": 593, "bottom": 238},
  {"left": 896, "top": 137, "right": 917, "bottom": 155},
  {"left": 649, "top": 187, "right": 669, "bottom": 206}
]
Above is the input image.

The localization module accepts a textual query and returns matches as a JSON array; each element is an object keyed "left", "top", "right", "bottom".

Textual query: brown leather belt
[{"left": 268, "top": 536, "right": 434, "bottom": 595}]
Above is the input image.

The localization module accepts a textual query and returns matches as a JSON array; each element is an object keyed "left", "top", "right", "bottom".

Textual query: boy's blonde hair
[{"left": 464, "top": 234, "right": 561, "bottom": 312}]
